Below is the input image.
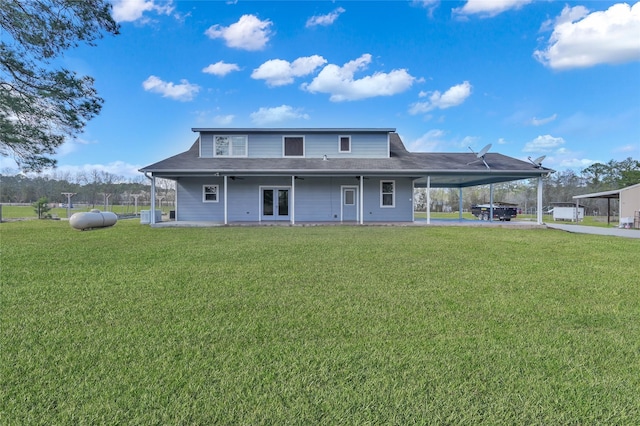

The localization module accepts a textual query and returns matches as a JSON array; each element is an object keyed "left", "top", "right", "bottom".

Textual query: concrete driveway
[{"left": 546, "top": 223, "right": 640, "bottom": 239}]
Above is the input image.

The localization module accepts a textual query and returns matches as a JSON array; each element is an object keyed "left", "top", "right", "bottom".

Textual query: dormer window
[
  {"left": 215, "top": 135, "right": 247, "bottom": 157},
  {"left": 339, "top": 135, "right": 351, "bottom": 153},
  {"left": 284, "top": 136, "right": 304, "bottom": 157}
]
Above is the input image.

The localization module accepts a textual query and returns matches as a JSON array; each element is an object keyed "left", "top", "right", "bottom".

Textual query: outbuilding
[
  {"left": 550, "top": 202, "right": 585, "bottom": 222},
  {"left": 573, "top": 183, "right": 640, "bottom": 228}
]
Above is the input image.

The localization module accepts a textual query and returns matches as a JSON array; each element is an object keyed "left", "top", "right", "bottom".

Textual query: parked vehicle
[{"left": 471, "top": 204, "right": 518, "bottom": 221}]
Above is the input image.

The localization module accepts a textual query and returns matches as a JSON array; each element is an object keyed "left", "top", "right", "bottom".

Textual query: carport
[
  {"left": 573, "top": 183, "right": 640, "bottom": 228},
  {"left": 572, "top": 188, "right": 621, "bottom": 226},
  {"left": 412, "top": 152, "right": 552, "bottom": 225}
]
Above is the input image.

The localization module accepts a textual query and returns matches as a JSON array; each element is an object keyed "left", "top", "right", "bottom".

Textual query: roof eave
[{"left": 191, "top": 127, "right": 396, "bottom": 134}]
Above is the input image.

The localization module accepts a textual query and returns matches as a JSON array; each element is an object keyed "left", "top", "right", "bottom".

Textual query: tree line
[{"left": 0, "top": 169, "right": 175, "bottom": 208}]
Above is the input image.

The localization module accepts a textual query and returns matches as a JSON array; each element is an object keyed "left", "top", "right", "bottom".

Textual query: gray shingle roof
[{"left": 140, "top": 132, "right": 552, "bottom": 187}]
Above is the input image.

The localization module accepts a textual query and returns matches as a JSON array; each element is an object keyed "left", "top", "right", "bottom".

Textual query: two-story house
[{"left": 139, "top": 128, "right": 551, "bottom": 225}]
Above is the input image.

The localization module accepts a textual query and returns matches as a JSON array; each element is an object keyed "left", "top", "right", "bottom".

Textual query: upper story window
[
  {"left": 339, "top": 136, "right": 351, "bottom": 153},
  {"left": 283, "top": 136, "right": 304, "bottom": 157},
  {"left": 215, "top": 135, "right": 247, "bottom": 157},
  {"left": 380, "top": 180, "right": 395, "bottom": 208}
]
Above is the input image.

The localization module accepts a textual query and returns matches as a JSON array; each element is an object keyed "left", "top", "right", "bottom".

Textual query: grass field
[
  {"left": 2, "top": 205, "right": 625, "bottom": 228},
  {"left": 0, "top": 205, "right": 170, "bottom": 220},
  {"left": 1, "top": 220, "right": 639, "bottom": 424}
]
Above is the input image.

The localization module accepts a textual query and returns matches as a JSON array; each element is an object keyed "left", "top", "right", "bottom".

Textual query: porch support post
[
  {"left": 489, "top": 184, "right": 494, "bottom": 222},
  {"left": 575, "top": 199, "right": 579, "bottom": 223},
  {"left": 150, "top": 176, "right": 156, "bottom": 225},
  {"left": 537, "top": 177, "right": 543, "bottom": 225},
  {"left": 607, "top": 198, "right": 611, "bottom": 226},
  {"left": 224, "top": 175, "right": 228, "bottom": 225},
  {"left": 426, "top": 176, "right": 431, "bottom": 225},
  {"left": 459, "top": 187, "right": 463, "bottom": 220},
  {"left": 291, "top": 175, "right": 295, "bottom": 225},
  {"left": 359, "top": 176, "right": 364, "bottom": 225},
  {"left": 412, "top": 180, "right": 415, "bottom": 222}
]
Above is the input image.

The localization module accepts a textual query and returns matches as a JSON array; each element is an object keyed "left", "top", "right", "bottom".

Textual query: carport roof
[
  {"left": 573, "top": 189, "right": 622, "bottom": 200},
  {"left": 573, "top": 183, "right": 640, "bottom": 200},
  {"left": 140, "top": 132, "right": 552, "bottom": 187}
]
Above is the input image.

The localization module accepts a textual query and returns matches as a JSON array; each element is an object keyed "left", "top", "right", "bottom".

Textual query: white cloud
[
  {"left": 213, "top": 115, "right": 235, "bottom": 126},
  {"left": 306, "top": 7, "right": 345, "bottom": 27},
  {"left": 111, "top": 0, "right": 174, "bottom": 23},
  {"left": 56, "top": 137, "right": 94, "bottom": 157},
  {"left": 205, "top": 14, "right": 272, "bottom": 51},
  {"left": 409, "top": 81, "right": 472, "bottom": 114},
  {"left": 202, "top": 61, "right": 241, "bottom": 77},
  {"left": 53, "top": 161, "right": 144, "bottom": 181},
  {"left": 548, "top": 154, "right": 597, "bottom": 169},
  {"left": 523, "top": 134, "right": 566, "bottom": 153},
  {"left": 530, "top": 113, "right": 558, "bottom": 126},
  {"left": 251, "top": 55, "right": 327, "bottom": 87},
  {"left": 413, "top": 0, "right": 439, "bottom": 5},
  {"left": 453, "top": 0, "right": 532, "bottom": 17},
  {"left": 412, "top": 0, "right": 440, "bottom": 15},
  {"left": 302, "top": 54, "right": 415, "bottom": 101},
  {"left": 534, "top": 3, "right": 640, "bottom": 70},
  {"left": 409, "top": 129, "right": 447, "bottom": 151},
  {"left": 142, "top": 75, "right": 200, "bottom": 101},
  {"left": 250, "top": 105, "right": 310, "bottom": 125},
  {"left": 614, "top": 144, "right": 640, "bottom": 154}
]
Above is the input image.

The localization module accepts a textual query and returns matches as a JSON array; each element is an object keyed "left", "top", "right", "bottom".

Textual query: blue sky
[{"left": 3, "top": 0, "right": 639, "bottom": 180}]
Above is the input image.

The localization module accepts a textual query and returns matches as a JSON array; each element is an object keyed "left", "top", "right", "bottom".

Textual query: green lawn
[
  {"left": 2, "top": 220, "right": 639, "bottom": 424},
  {"left": 0, "top": 205, "right": 170, "bottom": 219},
  {"left": 2, "top": 205, "right": 625, "bottom": 228}
]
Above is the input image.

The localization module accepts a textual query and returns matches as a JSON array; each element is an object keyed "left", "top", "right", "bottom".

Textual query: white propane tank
[{"left": 69, "top": 209, "right": 118, "bottom": 230}]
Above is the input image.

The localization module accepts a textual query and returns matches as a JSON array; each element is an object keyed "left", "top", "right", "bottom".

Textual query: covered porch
[{"left": 146, "top": 170, "right": 550, "bottom": 226}]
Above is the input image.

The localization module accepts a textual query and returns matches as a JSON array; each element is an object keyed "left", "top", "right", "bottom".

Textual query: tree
[
  {"left": 0, "top": 0, "right": 119, "bottom": 172},
  {"left": 32, "top": 196, "right": 51, "bottom": 219},
  {"left": 612, "top": 157, "right": 640, "bottom": 188},
  {"left": 581, "top": 162, "right": 611, "bottom": 190}
]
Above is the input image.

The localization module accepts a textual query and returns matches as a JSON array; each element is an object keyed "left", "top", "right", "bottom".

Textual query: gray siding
[
  {"left": 294, "top": 177, "right": 355, "bottom": 221},
  {"left": 304, "top": 134, "right": 388, "bottom": 158},
  {"left": 199, "top": 134, "right": 213, "bottom": 157},
  {"left": 175, "top": 176, "right": 413, "bottom": 223},
  {"left": 176, "top": 177, "right": 224, "bottom": 221},
  {"left": 198, "top": 132, "right": 389, "bottom": 159},
  {"left": 227, "top": 177, "right": 291, "bottom": 221},
  {"left": 362, "top": 177, "right": 414, "bottom": 222},
  {"left": 246, "top": 134, "right": 285, "bottom": 158}
]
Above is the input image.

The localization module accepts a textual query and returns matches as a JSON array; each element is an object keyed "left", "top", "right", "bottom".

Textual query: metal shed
[{"left": 573, "top": 183, "right": 640, "bottom": 228}]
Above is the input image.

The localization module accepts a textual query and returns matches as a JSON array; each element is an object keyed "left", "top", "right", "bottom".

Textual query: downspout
[
  {"left": 427, "top": 176, "right": 431, "bottom": 225},
  {"left": 224, "top": 175, "right": 228, "bottom": 225},
  {"left": 411, "top": 179, "right": 415, "bottom": 222},
  {"left": 537, "top": 177, "right": 543, "bottom": 225},
  {"left": 291, "top": 175, "right": 295, "bottom": 225},
  {"left": 359, "top": 176, "right": 364, "bottom": 225},
  {"left": 459, "top": 187, "right": 463, "bottom": 221},
  {"left": 144, "top": 172, "right": 156, "bottom": 225}
]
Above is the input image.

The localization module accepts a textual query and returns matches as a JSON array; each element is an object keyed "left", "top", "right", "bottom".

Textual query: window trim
[
  {"left": 214, "top": 135, "right": 248, "bottom": 158},
  {"left": 339, "top": 135, "right": 351, "bottom": 153},
  {"left": 282, "top": 135, "right": 305, "bottom": 157},
  {"left": 203, "top": 184, "right": 219, "bottom": 203},
  {"left": 380, "top": 180, "right": 395, "bottom": 208}
]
